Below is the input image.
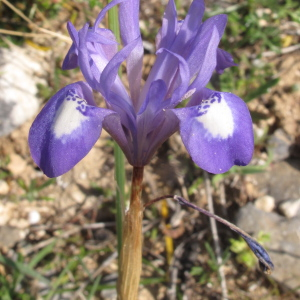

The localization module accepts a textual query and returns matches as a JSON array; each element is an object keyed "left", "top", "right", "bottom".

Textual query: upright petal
[
  {"left": 171, "top": 0, "right": 205, "bottom": 51},
  {"left": 29, "top": 82, "right": 114, "bottom": 177},
  {"left": 156, "top": 0, "right": 177, "bottom": 50},
  {"left": 78, "top": 24, "right": 101, "bottom": 91},
  {"left": 100, "top": 37, "right": 140, "bottom": 103},
  {"left": 139, "top": 48, "right": 189, "bottom": 108},
  {"left": 187, "top": 14, "right": 227, "bottom": 80},
  {"left": 156, "top": 48, "right": 190, "bottom": 108},
  {"left": 173, "top": 90, "right": 254, "bottom": 174},
  {"left": 119, "top": 0, "right": 143, "bottom": 107},
  {"left": 188, "top": 26, "right": 220, "bottom": 91},
  {"left": 77, "top": 24, "right": 129, "bottom": 102}
]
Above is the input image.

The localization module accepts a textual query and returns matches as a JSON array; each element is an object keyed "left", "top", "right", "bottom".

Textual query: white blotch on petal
[
  {"left": 196, "top": 94, "right": 234, "bottom": 139},
  {"left": 52, "top": 95, "right": 87, "bottom": 139}
]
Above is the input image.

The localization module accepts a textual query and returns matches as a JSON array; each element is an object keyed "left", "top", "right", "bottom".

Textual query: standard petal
[
  {"left": 89, "top": 28, "right": 118, "bottom": 61},
  {"left": 100, "top": 37, "right": 139, "bottom": 101},
  {"left": 139, "top": 47, "right": 189, "bottom": 110},
  {"left": 156, "top": 0, "right": 177, "bottom": 50},
  {"left": 119, "top": 0, "right": 143, "bottom": 106},
  {"left": 171, "top": 0, "right": 205, "bottom": 51},
  {"left": 188, "top": 26, "right": 220, "bottom": 91},
  {"left": 187, "top": 14, "right": 227, "bottom": 81},
  {"left": 29, "top": 82, "right": 113, "bottom": 177},
  {"left": 77, "top": 26, "right": 128, "bottom": 100},
  {"left": 156, "top": 48, "right": 190, "bottom": 108},
  {"left": 173, "top": 91, "right": 254, "bottom": 174}
]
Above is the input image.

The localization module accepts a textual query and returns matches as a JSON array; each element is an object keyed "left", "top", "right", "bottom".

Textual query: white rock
[
  {"left": 0, "top": 180, "right": 9, "bottom": 195},
  {"left": 28, "top": 210, "right": 41, "bottom": 225},
  {"left": 254, "top": 195, "right": 275, "bottom": 212},
  {"left": 72, "top": 188, "right": 86, "bottom": 203},
  {"left": 279, "top": 199, "right": 300, "bottom": 218},
  {"left": 0, "top": 202, "right": 15, "bottom": 225},
  {"left": 0, "top": 47, "right": 45, "bottom": 136}
]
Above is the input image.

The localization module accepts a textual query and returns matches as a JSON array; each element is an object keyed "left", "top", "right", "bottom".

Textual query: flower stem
[
  {"left": 114, "top": 143, "right": 125, "bottom": 255},
  {"left": 117, "top": 166, "right": 144, "bottom": 300},
  {"left": 108, "top": 0, "right": 121, "bottom": 44},
  {"left": 175, "top": 0, "right": 181, "bottom": 11},
  {"left": 107, "top": 0, "right": 125, "bottom": 257}
]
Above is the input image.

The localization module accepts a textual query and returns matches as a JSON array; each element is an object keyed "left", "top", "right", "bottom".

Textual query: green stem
[
  {"left": 108, "top": 0, "right": 125, "bottom": 256},
  {"left": 114, "top": 143, "right": 125, "bottom": 255},
  {"left": 108, "top": 0, "right": 121, "bottom": 44}
]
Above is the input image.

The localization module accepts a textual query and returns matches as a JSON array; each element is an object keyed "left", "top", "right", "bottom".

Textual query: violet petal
[
  {"left": 28, "top": 82, "right": 113, "bottom": 177},
  {"left": 119, "top": 0, "right": 143, "bottom": 106},
  {"left": 156, "top": 0, "right": 177, "bottom": 50},
  {"left": 173, "top": 90, "right": 254, "bottom": 174},
  {"left": 216, "top": 48, "right": 238, "bottom": 74}
]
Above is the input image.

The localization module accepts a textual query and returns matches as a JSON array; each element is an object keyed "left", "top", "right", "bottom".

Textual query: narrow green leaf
[
  {"left": 36, "top": 178, "right": 56, "bottom": 191},
  {"left": 16, "top": 242, "right": 56, "bottom": 287},
  {"left": 87, "top": 275, "right": 101, "bottom": 300},
  {"left": 0, "top": 254, "right": 50, "bottom": 285},
  {"left": 108, "top": 0, "right": 125, "bottom": 257},
  {"left": 29, "top": 242, "right": 56, "bottom": 268},
  {"left": 45, "top": 259, "right": 78, "bottom": 300},
  {"left": 140, "top": 277, "right": 165, "bottom": 285},
  {"left": 142, "top": 258, "right": 166, "bottom": 276}
]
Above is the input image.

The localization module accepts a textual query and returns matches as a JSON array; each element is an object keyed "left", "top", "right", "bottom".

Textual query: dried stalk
[
  {"left": 204, "top": 171, "right": 228, "bottom": 300},
  {"left": 117, "top": 166, "right": 144, "bottom": 300},
  {"left": 145, "top": 195, "right": 274, "bottom": 274}
]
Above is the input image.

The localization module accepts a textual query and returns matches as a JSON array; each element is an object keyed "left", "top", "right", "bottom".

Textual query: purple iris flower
[{"left": 29, "top": 0, "right": 254, "bottom": 178}]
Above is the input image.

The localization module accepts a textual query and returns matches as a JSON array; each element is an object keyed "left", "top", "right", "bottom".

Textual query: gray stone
[
  {"left": 249, "top": 159, "right": 300, "bottom": 203},
  {"left": 236, "top": 203, "right": 300, "bottom": 293},
  {"left": 268, "top": 128, "right": 292, "bottom": 161},
  {"left": 0, "top": 47, "right": 44, "bottom": 136},
  {"left": 0, "top": 226, "right": 22, "bottom": 248}
]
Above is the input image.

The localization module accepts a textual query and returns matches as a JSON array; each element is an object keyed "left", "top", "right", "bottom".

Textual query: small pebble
[
  {"left": 279, "top": 199, "right": 300, "bottom": 218},
  {"left": 254, "top": 195, "right": 275, "bottom": 212},
  {"left": 7, "top": 154, "right": 27, "bottom": 175},
  {"left": 0, "top": 180, "right": 9, "bottom": 195},
  {"left": 28, "top": 210, "right": 41, "bottom": 225}
]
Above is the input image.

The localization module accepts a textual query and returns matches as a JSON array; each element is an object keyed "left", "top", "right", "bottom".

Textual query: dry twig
[
  {"left": 1, "top": 0, "right": 71, "bottom": 43},
  {"left": 204, "top": 171, "right": 228, "bottom": 300}
]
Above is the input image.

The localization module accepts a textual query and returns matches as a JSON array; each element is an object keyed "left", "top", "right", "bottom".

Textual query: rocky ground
[{"left": 0, "top": 0, "right": 300, "bottom": 299}]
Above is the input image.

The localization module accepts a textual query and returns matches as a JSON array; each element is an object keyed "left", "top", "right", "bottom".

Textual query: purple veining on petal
[{"left": 29, "top": 82, "right": 114, "bottom": 177}]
